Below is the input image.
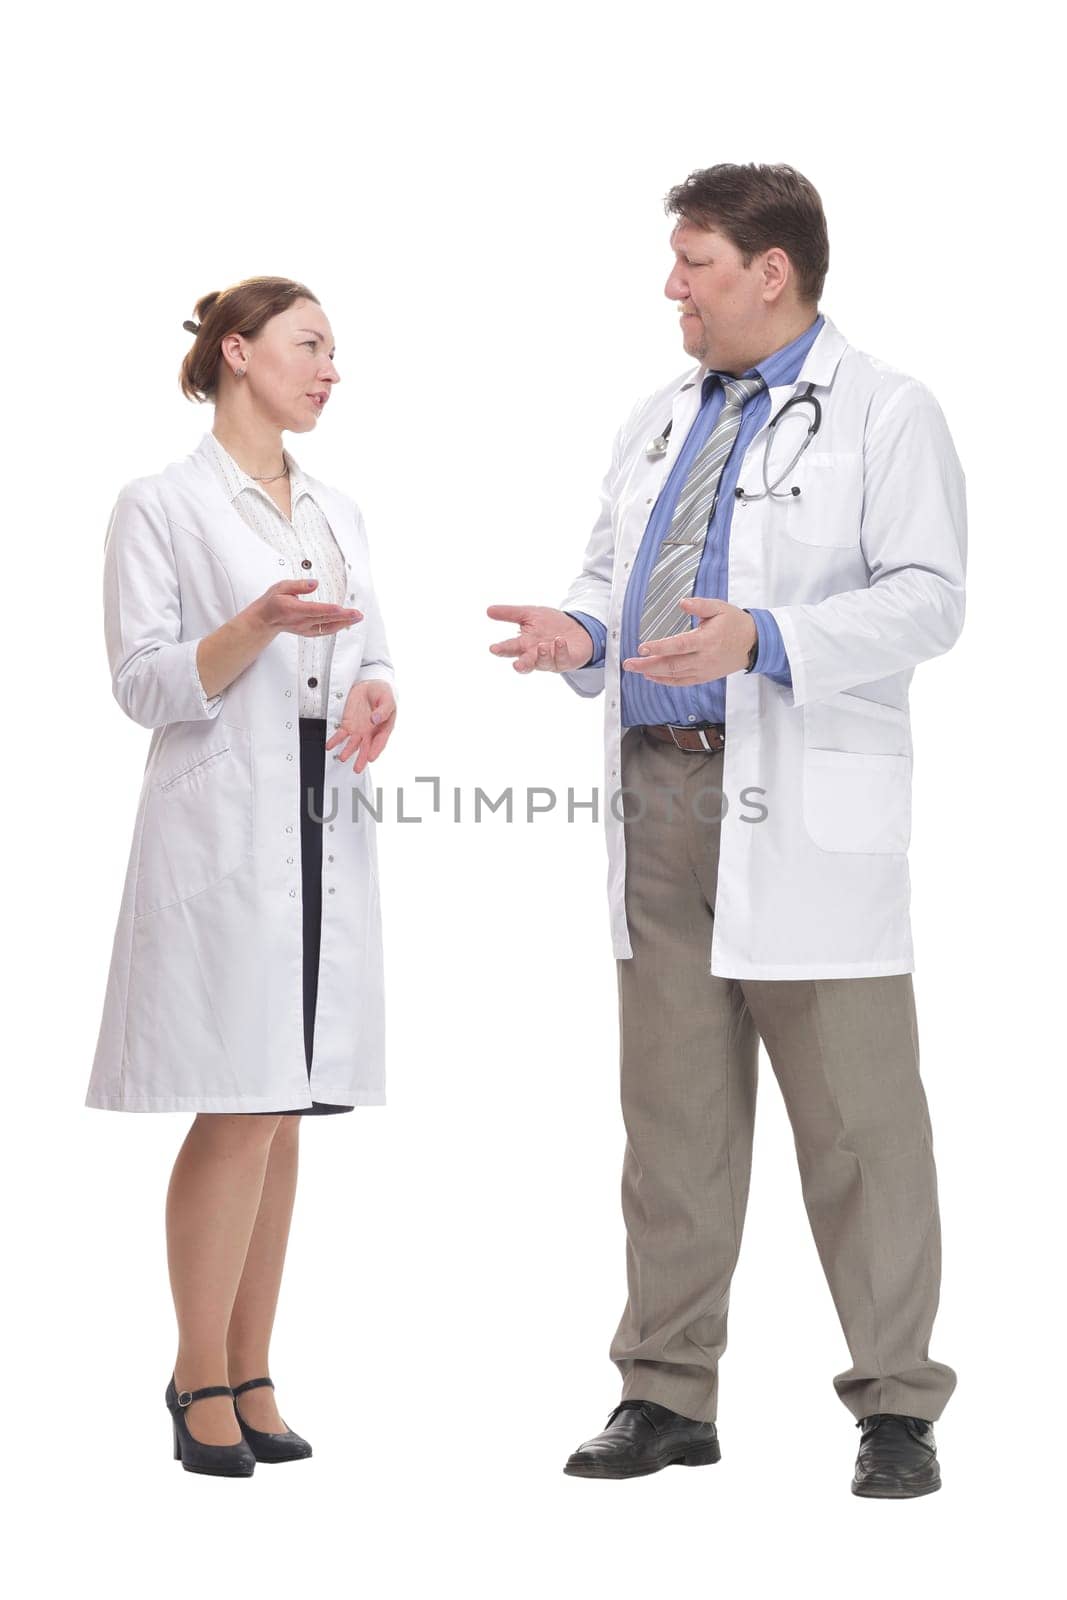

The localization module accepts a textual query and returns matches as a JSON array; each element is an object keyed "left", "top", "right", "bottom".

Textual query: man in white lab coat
[{"left": 488, "top": 162, "right": 965, "bottom": 1498}]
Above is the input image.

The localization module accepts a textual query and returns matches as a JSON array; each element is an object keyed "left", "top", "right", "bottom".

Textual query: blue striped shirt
[{"left": 566, "top": 312, "right": 824, "bottom": 724}]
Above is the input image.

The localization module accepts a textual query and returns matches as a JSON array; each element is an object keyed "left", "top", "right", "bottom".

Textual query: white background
[{"left": 4, "top": 0, "right": 1061, "bottom": 1593}]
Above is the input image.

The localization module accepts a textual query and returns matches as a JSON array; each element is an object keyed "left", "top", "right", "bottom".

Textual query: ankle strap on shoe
[
  {"left": 177, "top": 1383, "right": 234, "bottom": 1407},
  {"left": 231, "top": 1376, "right": 274, "bottom": 1397}
]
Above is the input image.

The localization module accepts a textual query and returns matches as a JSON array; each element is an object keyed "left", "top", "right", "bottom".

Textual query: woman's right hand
[{"left": 251, "top": 578, "right": 363, "bottom": 637}]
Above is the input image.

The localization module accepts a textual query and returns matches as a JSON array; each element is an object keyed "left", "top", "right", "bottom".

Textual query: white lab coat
[
  {"left": 558, "top": 315, "right": 967, "bottom": 978},
  {"left": 86, "top": 437, "right": 396, "bottom": 1111}
]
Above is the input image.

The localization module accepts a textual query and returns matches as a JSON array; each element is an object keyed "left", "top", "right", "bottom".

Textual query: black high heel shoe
[
  {"left": 165, "top": 1376, "right": 256, "bottom": 1477},
  {"left": 232, "top": 1377, "right": 313, "bottom": 1462}
]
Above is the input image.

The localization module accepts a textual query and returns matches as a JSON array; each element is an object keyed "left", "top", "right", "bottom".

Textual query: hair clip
[{"left": 183, "top": 319, "right": 200, "bottom": 334}]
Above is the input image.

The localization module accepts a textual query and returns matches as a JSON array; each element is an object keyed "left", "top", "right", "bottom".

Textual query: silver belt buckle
[{"left": 668, "top": 723, "right": 720, "bottom": 752}]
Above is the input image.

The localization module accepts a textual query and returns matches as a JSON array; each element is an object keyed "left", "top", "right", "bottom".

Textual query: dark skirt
[{"left": 252, "top": 716, "right": 353, "bottom": 1117}]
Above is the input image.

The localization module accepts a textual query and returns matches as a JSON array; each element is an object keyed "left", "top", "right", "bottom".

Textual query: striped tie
[{"left": 639, "top": 373, "right": 767, "bottom": 644}]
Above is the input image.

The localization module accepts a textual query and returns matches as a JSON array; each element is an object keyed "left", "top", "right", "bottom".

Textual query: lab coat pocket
[
  {"left": 135, "top": 722, "right": 255, "bottom": 916},
  {"left": 769, "top": 452, "right": 863, "bottom": 548},
  {"left": 802, "top": 693, "right": 911, "bottom": 853},
  {"left": 803, "top": 691, "right": 911, "bottom": 757},
  {"left": 802, "top": 749, "right": 912, "bottom": 854}
]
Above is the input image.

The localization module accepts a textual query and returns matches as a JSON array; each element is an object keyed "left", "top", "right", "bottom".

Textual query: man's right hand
[{"left": 486, "top": 605, "right": 595, "bottom": 673}]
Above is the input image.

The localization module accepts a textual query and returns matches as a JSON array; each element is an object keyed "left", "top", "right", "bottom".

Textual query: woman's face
[{"left": 223, "top": 298, "right": 340, "bottom": 432}]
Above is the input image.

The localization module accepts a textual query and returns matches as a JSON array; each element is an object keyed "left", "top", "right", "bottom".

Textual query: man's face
[{"left": 664, "top": 221, "right": 767, "bottom": 373}]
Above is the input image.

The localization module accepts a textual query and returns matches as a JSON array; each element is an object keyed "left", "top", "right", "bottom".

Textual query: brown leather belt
[{"left": 641, "top": 722, "right": 726, "bottom": 753}]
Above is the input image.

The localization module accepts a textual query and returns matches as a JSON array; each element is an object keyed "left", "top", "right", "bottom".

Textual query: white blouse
[{"left": 199, "top": 429, "right": 349, "bottom": 718}]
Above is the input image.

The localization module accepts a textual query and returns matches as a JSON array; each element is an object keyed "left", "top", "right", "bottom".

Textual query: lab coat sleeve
[
  {"left": 767, "top": 380, "right": 967, "bottom": 708},
  {"left": 556, "top": 412, "right": 630, "bottom": 699},
  {"left": 103, "top": 489, "right": 225, "bottom": 729},
  {"left": 350, "top": 501, "right": 397, "bottom": 700}
]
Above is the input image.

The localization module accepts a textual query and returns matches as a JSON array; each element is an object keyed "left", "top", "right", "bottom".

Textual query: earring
[{"left": 234, "top": 368, "right": 246, "bottom": 379}]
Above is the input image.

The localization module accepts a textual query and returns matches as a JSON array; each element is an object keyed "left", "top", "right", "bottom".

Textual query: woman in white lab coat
[{"left": 85, "top": 276, "right": 397, "bottom": 1475}]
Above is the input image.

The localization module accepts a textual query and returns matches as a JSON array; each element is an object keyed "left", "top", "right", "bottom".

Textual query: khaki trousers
[{"left": 610, "top": 725, "right": 957, "bottom": 1424}]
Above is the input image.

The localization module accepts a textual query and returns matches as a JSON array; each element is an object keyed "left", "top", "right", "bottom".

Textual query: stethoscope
[{"left": 645, "top": 382, "right": 822, "bottom": 501}]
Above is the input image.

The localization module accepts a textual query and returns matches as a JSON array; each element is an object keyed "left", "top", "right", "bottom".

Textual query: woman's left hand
[{"left": 325, "top": 680, "right": 397, "bottom": 774}]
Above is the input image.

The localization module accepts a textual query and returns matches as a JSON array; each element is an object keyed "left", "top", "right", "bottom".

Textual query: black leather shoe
[
  {"left": 852, "top": 1412, "right": 941, "bottom": 1498},
  {"left": 232, "top": 1376, "right": 313, "bottom": 1463},
  {"left": 165, "top": 1376, "right": 256, "bottom": 1477},
  {"left": 564, "top": 1398, "right": 720, "bottom": 1479}
]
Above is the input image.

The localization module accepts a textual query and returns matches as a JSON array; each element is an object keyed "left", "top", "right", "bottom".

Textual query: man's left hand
[
  {"left": 621, "top": 598, "right": 757, "bottom": 685},
  {"left": 325, "top": 680, "right": 397, "bottom": 774}
]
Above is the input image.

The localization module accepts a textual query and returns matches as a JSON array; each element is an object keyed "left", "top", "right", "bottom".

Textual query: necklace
[{"left": 210, "top": 433, "right": 290, "bottom": 484}]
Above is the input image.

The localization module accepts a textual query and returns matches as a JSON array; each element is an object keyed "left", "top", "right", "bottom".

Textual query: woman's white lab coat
[
  {"left": 86, "top": 435, "right": 395, "bottom": 1111},
  {"left": 558, "top": 314, "right": 967, "bottom": 978}
]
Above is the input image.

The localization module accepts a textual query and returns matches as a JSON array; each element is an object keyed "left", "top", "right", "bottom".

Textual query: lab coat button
[
  {"left": 307, "top": 677, "right": 318, "bottom": 688},
  {"left": 278, "top": 558, "right": 285, "bottom": 566},
  {"left": 301, "top": 558, "right": 312, "bottom": 570},
  {"left": 285, "top": 689, "right": 292, "bottom": 698},
  {"left": 328, "top": 886, "right": 335, "bottom": 894},
  {"left": 286, "top": 856, "right": 294, "bottom": 864},
  {"left": 286, "top": 753, "right": 294, "bottom": 762},
  {"left": 285, "top": 721, "right": 292, "bottom": 729},
  {"left": 289, "top": 888, "right": 297, "bottom": 897}
]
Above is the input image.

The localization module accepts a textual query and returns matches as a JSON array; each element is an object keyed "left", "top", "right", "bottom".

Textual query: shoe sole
[
  {"left": 564, "top": 1441, "right": 721, "bottom": 1479},
  {"left": 851, "top": 1474, "right": 941, "bottom": 1498},
  {"left": 245, "top": 1450, "right": 313, "bottom": 1463}
]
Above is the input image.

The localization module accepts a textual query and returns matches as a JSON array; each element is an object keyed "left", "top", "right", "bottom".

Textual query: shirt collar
[
  {"left": 700, "top": 311, "right": 826, "bottom": 404},
  {"left": 196, "top": 430, "right": 311, "bottom": 507}
]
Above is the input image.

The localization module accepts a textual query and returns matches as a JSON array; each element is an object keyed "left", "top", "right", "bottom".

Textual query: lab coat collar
[
  {"left": 789, "top": 311, "right": 848, "bottom": 389},
  {"left": 193, "top": 430, "right": 315, "bottom": 508},
  {"left": 180, "top": 432, "right": 362, "bottom": 577}
]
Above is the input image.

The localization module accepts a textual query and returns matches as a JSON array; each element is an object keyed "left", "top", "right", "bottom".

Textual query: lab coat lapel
[
  {"left": 616, "top": 368, "right": 704, "bottom": 569},
  {"left": 179, "top": 436, "right": 362, "bottom": 572}
]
